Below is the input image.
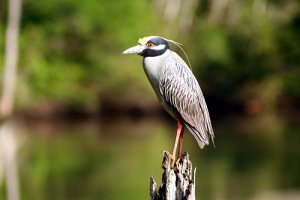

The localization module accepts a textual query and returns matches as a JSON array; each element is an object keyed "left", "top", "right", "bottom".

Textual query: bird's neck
[
  {"left": 143, "top": 50, "right": 171, "bottom": 100},
  {"left": 143, "top": 50, "right": 170, "bottom": 80}
]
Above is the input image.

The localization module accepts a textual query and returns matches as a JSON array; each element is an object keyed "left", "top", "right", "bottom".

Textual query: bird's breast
[
  {"left": 143, "top": 51, "right": 177, "bottom": 119},
  {"left": 143, "top": 52, "right": 168, "bottom": 98}
]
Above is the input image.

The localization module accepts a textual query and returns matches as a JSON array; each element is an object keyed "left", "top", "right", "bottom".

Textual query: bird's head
[{"left": 122, "top": 36, "right": 170, "bottom": 57}]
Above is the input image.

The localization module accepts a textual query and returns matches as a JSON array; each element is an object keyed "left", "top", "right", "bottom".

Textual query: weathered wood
[{"left": 150, "top": 151, "right": 196, "bottom": 200}]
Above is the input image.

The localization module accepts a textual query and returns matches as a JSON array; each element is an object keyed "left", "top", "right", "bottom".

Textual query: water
[{"left": 1, "top": 114, "right": 299, "bottom": 200}]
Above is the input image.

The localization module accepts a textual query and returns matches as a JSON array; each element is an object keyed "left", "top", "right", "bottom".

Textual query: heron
[{"left": 122, "top": 36, "right": 214, "bottom": 165}]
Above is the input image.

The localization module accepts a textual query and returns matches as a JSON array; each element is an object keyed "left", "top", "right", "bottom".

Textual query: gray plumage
[
  {"left": 143, "top": 49, "right": 214, "bottom": 148},
  {"left": 122, "top": 36, "right": 214, "bottom": 149}
]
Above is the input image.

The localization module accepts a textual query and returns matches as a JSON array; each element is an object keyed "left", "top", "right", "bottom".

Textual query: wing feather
[{"left": 159, "top": 52, "right": 215, "bottom": 148}]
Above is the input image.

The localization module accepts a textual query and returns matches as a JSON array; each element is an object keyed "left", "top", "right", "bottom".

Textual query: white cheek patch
[{"left": 152, "top": 44, "right": 166, "bottom": 50}]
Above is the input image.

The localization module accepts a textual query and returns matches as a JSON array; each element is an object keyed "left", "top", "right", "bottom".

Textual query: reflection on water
[{"left": 1, "top": 115, "right": 300, "bottom": 200}]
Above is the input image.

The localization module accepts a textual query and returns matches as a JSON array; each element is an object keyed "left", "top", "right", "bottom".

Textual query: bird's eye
[{"left": 147, "top": 43, "right": 154, "bottom": 48}]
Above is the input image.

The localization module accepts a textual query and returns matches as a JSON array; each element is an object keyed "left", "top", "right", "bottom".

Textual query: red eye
[{"left": 147, "top": 43, "right": 154, "bottom": 48}]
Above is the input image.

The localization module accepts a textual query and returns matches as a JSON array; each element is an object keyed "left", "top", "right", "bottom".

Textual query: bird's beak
[{"left": 122, "top": 45, "right": 145, "bottom": 55}]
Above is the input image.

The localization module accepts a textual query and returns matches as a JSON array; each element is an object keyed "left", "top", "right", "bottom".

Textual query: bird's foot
[
  {"left": 175, "top": 152, "right": 189, "bottom": 169},
  {"left": 161, "top": 151, "right": 176, "bottom": 169},
  {"left": 169, "top": 154, "right": 176, "bottom": 168},
  {"left": 175, "top": 154, "right": 183, "bottom": 169}
]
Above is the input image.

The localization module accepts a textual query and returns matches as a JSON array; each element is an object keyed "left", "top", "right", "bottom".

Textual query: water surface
[{"left": 2, "top": 115, "right": 299, "bottom": 200}]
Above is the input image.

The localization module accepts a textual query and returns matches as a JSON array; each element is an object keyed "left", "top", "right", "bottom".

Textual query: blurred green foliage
[
  {"left": 188, "top": 1, "right": 300, "bottom": 112},
  {"left": 2, "top": 0, "right": 162, "bottom": 108},
  {"left": 0, "top": 0, "right": 299, "bottom": 114}
]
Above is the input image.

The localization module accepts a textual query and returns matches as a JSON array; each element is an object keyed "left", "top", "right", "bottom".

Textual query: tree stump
[{"left": 150, "top": 151, "right": 196, "bottom": 200}]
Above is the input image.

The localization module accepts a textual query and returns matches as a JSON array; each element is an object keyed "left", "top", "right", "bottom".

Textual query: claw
[
  {"left": 169, "top": 154, "right": 176, "bottom": 168},
  {"left": 161, "top": 151, "right": 176, "bottom": 169},
  {"left": 175, "top": 157, "right": 181, "bottom": 169},
  {"left": 176, "top": 152, "right": 188, "bottom": 169}
]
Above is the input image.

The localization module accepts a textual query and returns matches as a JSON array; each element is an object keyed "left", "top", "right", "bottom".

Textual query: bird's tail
[{"left": 184, "top": 123, "right": 210, "bottom": 149}]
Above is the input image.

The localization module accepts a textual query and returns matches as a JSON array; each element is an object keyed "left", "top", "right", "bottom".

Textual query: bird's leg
[
  {"left": 178, "top": 126, "right": 184, "bottom": 158},
  {"left": 170, "top": 119, "right": 183, "bottom": 167}
]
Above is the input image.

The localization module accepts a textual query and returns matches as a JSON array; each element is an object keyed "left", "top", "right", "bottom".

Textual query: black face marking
[{"left": 139, "top": 37, "right": 170, "bottom": 57}]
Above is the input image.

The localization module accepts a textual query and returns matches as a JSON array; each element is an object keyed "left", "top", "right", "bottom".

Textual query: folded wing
[{"left": 159, "top": 52, "right": 214, "bottom": 148}]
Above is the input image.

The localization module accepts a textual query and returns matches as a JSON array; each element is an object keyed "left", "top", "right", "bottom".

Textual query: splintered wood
[{"left": 150, "top": 151, "right": 196, "bottom": 200}]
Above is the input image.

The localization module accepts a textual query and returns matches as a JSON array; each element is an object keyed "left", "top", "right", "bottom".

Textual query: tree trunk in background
[
  {"left": 208, "top": 0, "right": 229, "bottom": 24},
  {"left": 150, "top": 151, "right": 196, "bottom": 200},
  {"left": 0, "top": 0, "right": 22, "bottom": 200},
  {"left": 0, "top": 0, "right": 21, "bottom": 119},
  {"left": 152, "top": 0, "right": 198, "bottom": 35},
  {"left": 178, "top": 0, "right": 199, "bottom": 34}
]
